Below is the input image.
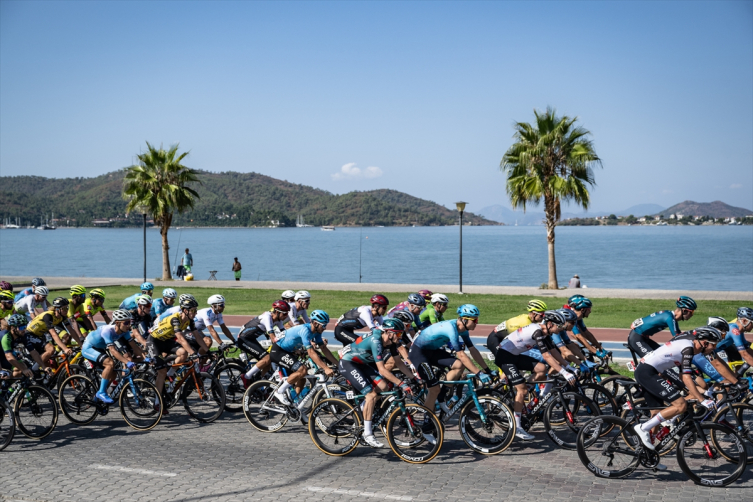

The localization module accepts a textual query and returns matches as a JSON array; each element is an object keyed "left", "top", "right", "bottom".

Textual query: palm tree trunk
[
  {"left": 160, "top": 214, "right": 173, "bottom": 280},
  {"left": 544, "top": 195, "right": 559, "bottom": 289}
]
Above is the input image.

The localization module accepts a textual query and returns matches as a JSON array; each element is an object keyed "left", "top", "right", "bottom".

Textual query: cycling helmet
[
  {"left": 0, "top": 281, "right": 13, "bottom": 292},
  {"left": 70, "top": 285, "right": 86, "bottom": 296},
  {"left": 178, "top": 293, "right": 196, "bottom": 303},
  {"left": 281, "top": 290, "right": 296, "bottom": 301},
  {"left": 140, "top": 282, "right": 154, "bottom": 292},
  {"left": 737, "top": 307, "right": 753, "bottom": 321},
  {"left": 0, "top": 290, "right": 15, "bottom": 302},
  {"left": 694, "top": 326, "right": 723, "bottom": 343},
  {"left": 707, "top": 316, "right": 729, "bottom": 333},
  {"left": 180, "top": 297, "right": 199, "bottom": 310},
  {"left": 32, "top": 278, "right": 46, "bottom": 287},
  {"left": 418, "top": 289, "right": 433, "bottom": 301},
  {"left": 392, "top": 310, "right": 415, "bottom": 325},
  {"left": 407, "top": 293, "right": 426, "bottom": 307},
  {"left": 272, "top": 300, "right": 291, "bottom": 313},
  {"left": 676, "top": 296, "right": 697, "bottom": 311},
  {"left": 457, "top": 304, "right": 480, "bottom": 318},
  {"left": 294, "top": 290, "right": 311, "bottom": 301},
  {"left": 310, "top": 310, "right": 330, "bottom": 325},
  {"left": 370, "top": 294, "right": 389, "bottom": 306},
  {"left": 431, "top": 293, "right": 449, "bottom": 305},
  {"left": 52, "top": 297, "right": 69, "bottom": 309},
  {"left": 382, "top": 318, "right": 405, "bottom": 332},
  {"left": 34, "top": 286, "right": 50, "bottom": 297},
  {"left": 543, "top": 310, "right": 567, "bottom": 326},
  {"left": 557, "top": 308, "right": 578, "bottom": 323},
  {"left": 207, "top": 294, "right": 225, "bottom": 306},
  {"left": 136, "top": 294, "right": 153, "bottom": 306},
  {"left": 111, "top": 309, "right": 133, "bottom": 322},
  {"left": 89, "top": 288, "right": 105, "bottom": 299},
  {"left": 7, "top": 314, "right": 28, "bottom": 328},
  {"left": 527, "top": 299, "right": 548, "bottom": 313},
  {"left": 569, "top": 297, "right": 592, "bottom": 310},
  {"left": 162, "top": 288, "right": 177, "bottom": 299}
]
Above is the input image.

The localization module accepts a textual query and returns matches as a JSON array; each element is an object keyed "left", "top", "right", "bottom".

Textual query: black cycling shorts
[
  {"left": 408, "top": 345, "right": 456, "bottom": 388},
  {"left": 269, "top": 343, "right": 302, "bottom": 372},
  {"left": 146, "top": 336, "right": 182, "bottom": 360},
  {"left": 237, "top": 333, "right": 268, "bottom": 360},
  {"left": 634, "top": 363, "right": 681, "bottom": 408},
  {"left": 495, "top": 349, "right": 541, "bottom": 386},
  {"left": 486, "top": 330, "right": 506, "bottom": 356},
  {"left": 627, "top": 330, "right": 661, "bottom": 359},
  {"left": 24, "top": 334, "right": 49, "bottom": 355},
  {"left": 334, "top": 324, "right": 359, "bottom": 346},
  {"left": 339, "top": 359, "right": 382, "bottom": 395}
]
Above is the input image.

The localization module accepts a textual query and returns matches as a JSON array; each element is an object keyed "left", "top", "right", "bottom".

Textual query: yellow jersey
[
  {"left": 26, "top": 309, "right": 69, "bottom": 336},
  {"left": 494, "top": 313, "right": 532, "bottom": 333},
  {"left": 151, "top": 312, "right": 195, "bottom": 340},
  {"left": 83, "top": 298, "right": 105, "bottom": 317},
  {"left": 68, "top": 301, "right": 87, "bottom": 322}
]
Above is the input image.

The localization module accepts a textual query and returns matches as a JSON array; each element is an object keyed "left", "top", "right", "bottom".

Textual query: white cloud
[
  {"left": 730, "top": 183, "right": 743, "bottom": 189},
  {"left": 331, "top": 162, "right": 383, "bottom": 180}
]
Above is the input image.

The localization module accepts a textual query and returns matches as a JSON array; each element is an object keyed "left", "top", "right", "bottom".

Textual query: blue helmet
[
  {"left": 141, "top": 282, "right": 154, "bottom": 292},
  {"left": 557, "top": 308, "right": 578, "bottom": 323},
  {"left": 567, "top": 294, "right": 585, "bottom": 305},
  {"left": 407, "top": 293, "right": 426, "bottom": 307},
  {"left": 310, "top": 310, "right": 330, "bottom": 325},
  {"left": 676, "top": 296, "right": 697, "bottom": 311},
  {"left": 31, "top": 278, "right": 46, "bottom": 287},
  {"left": 738, "top": 307, "right": 753, "bottom": 321},
  {"left": 570, "top": 297, "right": 592, "bottom": 310},
  {"left": 457, "top": 304, "right": 480, "bottom": 318}
]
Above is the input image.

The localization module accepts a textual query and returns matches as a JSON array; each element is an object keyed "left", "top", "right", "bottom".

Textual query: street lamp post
[
  {"left": 455, "top": 201, "right": 467, "bottom": 294},
  {"left": 143, "top": 213, "right": 147, "bottom": 283}
]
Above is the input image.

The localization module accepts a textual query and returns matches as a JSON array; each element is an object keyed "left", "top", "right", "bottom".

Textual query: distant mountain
[
  {"left": 615, "top": 204, "right": 665, "bottom": 217},
  {"left": 657, "top": 201, "right": 753, "bottom": 219},
  {"left": 0, "top": 170, "right": 498, "bottom": 227}
]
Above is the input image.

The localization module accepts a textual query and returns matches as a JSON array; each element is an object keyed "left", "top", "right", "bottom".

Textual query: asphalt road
[{"left": 1, "top": 406, "right": 751, "bottom": 502}]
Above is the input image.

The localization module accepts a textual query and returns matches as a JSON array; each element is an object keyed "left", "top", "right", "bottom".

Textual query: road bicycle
[
  {"left": 0, "top": 384, "right": 15, "bottom": 450},
  {"left": 0, "top": 375, "right": 57, "bottom": 440}
]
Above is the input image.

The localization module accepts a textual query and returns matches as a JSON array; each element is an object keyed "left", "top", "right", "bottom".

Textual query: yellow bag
[{"left": 184, "top": 273, "right": 194, "bottom": 281}]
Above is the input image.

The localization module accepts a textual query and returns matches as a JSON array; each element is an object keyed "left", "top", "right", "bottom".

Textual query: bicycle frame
[{"left": 436, "top": 377, "right": 488, "bottom": 424}]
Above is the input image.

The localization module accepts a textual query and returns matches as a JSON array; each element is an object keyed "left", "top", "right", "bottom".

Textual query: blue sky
[{"left": 1, "top": 1, "right": 751, "bottom": 213}]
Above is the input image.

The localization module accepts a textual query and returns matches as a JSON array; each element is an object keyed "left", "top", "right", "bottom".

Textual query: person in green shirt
[
  {"left": 486, "top": 299, "right": 548, "bottom": 356},
  {"left": 417, "top": 294, "right": 449, "bottom": 330},
  {"left": 1, "top": 314, "right": 50, "bottom": 378}
]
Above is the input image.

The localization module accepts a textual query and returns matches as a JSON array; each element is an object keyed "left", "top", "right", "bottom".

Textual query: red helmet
[
  {"left": 370, "top": 294, "right": 389, "bottom": 306},
  {"left": 418, "top": 289, "right": 433, "bottom": 301},
  {"left": 0, "top": 281, "right": 12, "bottom": 292},
  {"left": 272, "top": 300, "right": 291, "bottom": 313}
]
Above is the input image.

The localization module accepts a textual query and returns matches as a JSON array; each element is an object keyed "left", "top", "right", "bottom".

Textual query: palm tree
[
  {"left": 123, "top": 142, "right": 201, "bottom": 280},
  {"left": 501, "top": 107, "right": 601, "bottom": 289}
]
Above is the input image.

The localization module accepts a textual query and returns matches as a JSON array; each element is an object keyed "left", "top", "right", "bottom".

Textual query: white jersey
[
  {"left": 14, "top": 295, "right": 47, "bottom": 315},
  {"left": 193, "top": 307, "right": 224, "bottom": 331},
  {"left": 287, "top": 302, "right": 310, "bottom": 325},
  {"left": 498, "top": 323, "right": 552, "bottom": 356},
  {"left": 639, "top": 336, "right": 695, "bottom": 374}
]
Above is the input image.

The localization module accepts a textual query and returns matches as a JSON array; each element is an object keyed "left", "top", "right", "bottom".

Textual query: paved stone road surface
[{"left": 1, "top": 409, "right": 751, "bottom": 502}]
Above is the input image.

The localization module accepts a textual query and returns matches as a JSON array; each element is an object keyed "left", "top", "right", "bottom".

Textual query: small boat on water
[{"left": 321, "top": 226, "right": 335, "bottom": 231}]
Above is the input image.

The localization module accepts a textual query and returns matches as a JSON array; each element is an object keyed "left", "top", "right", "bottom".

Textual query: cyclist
[
  {"left": 418, "top": 289, "right": 433, "bottom": 303},
  {"left": 0, "top": 290, "right": 17, "bottom": 331},
  {"left": 13, "top": 278, "right": 45, "bottom": 302},
  {"left": 192, "top": 295, "right": 234, "bottom": 350},
  {"left": 627, "top": 296, "right": 696, "bottom": 358},
  {"left": 494, "top": 310, "right": 576, "bottom": 441},
  {"left": 631, "top": 326, "right": 722, "bottom": 450},
  {"left": 81, "top": 309, "right": 146, "bottom": 404},
  {"left": 281, "top": 290, "right": 296, "bottom": 303},
  {"left": 67, "top": 285, "right": 93, "bottom": 336},
  {"left": 268, "top": 310, "right": 337, "bottom": 406},
  {"left": 119, "top": 282, "right": 155, "bottom": 310},
  {"left": 1, "top": 314, "right": 49, "bottom": 378},
  {"left": 486, "top": 299, "right": 548, "bottom": 356},
  {"left": 286, "top": 290, "right": 311, "bottom": 327},
  {"left": 25, "top": 297, "right": 84, "bottom": 357},
  {"left": 148, "top": 297, "right": 206, "bottom": 409},
  {"left": 82, "top": 288, "right": 111, "bottom": 328},
  {"left": 409, "top": 304, "right": 492, "bottom": 416},
  {"left": 386, "top": 293, "right": 426, "bottom": 330},
  {"left": 239, "top": 301, "right": 292, "bottom": 387},
  {"left": 152, "top": 288, "right": 177, "bottom": 317},
  {"left": 691, "top": 317, "right": 748, "bottom": 391},
  {"left": 724, "top": 308, "right": 753, "bottom": 371},
  {"left": 565, "top": 296, "right": 609, "bottom": 359},
  {"left": 155, "top": 293, "right": 195, "bottom": 321},
  {"left": 13, "top": 286, "right": 49, "bottom": 321},
  {"left": 391, "top": 310, "right": 419, "bottom": 346},
  {"left": 338, "top": 318, "right": 416, "bottom": 448},
  {"left": 127, "top": 295, "right": 156, "bottom": 346},
  {"left": 334, "top": 295, "right": 389, "bottom": 346},
  {"left": 548, "top": 308, "right": 590, "bottom": 365},
  {"left": 417, "top": 294, "right": 449, "bottom": 330}
]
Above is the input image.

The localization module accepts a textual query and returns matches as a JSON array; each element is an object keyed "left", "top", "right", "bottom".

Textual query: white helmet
[
  {"left": 281, "top": 290, "right": 296, "bottom": 301},
  {"left": 162, "top": 288, "right": 177, "bottom": 299},
  {"left": 112, "top": 309, "right": 133, "bottom": 322},
  {"left": 431, "top": 293, "right": 449, "bottom": 305},
  {"left": 208, "top": 294, "right": 225, "bottom": 306},
  {"left": 295, "top": 290, "right": 311, "bottom": 301},
  {"left": 34, "top": 286, "right": 49, "bottom": 296}
]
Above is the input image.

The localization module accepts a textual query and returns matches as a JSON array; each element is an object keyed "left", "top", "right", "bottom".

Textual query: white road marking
[
  {"left": 89, "top": 464, "right": 177, "bottom": 477},
  {"left": 306, "top": 486, "right": 413, "bottom": 500}
]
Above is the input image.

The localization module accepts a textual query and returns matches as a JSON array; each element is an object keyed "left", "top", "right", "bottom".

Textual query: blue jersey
[
  {"left": 152, "top": 298, "right": 171, "bottom": 317},
  {"left": 119, "top": 293, "right": 141, "bottom": 311},
  {"left": 276, "top": 323, "right": 324, "bottom": 352},
  {"left": 571, "top": 319, "right": 587, "bottom": 336},
  {"left": 631, "top": 311, "right": 681, "bottom": 338},
  {"left": 340, "top": 332, "right": 384, "bottom": 364},
  {"left": 14, "top": 287, "right": 33, "bottom": 303},
  {"left": 83, "top": 324, "right": 132, "bottom": 351},
  {"left": 412, "top": 320, "right": 473, "bottom": 351}
]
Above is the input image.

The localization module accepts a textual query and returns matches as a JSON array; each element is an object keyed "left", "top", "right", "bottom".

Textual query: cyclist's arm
[
  {"left": 174, "top": 331, "right": 197, "bottom": 356},
  {"left": 306, "top": 346, "right": 335, "bottom": 373},
  {"left": 107, "top": 343, "right": 133, "bottom": 366},
  {"left": 709, "top": 357, "right": 738, "bottom": 384},
  {"left": 218, "top": 323, "right": 235, "bottom": 343},
  {"left": 65, "top": 319, "right": 85, "bottom": 345},
  {"left": 741, "top": 346, "right": 753, "bottom": 367},
  {"left": 375, "top": 360, "right": 403, "bottom": 386},
  {"left": 4, "top": 351, "right": 32, "bottom": 377},
  {"left": 207, "top": 325, "right": 224, "bottom": 346},
  {"left": 467, "top": 346, "right": 490, "bottom": 370},
  {"left": 100, "top": 309, "right": 111, "bottom": 324},
  {"left": 190, "top": 330, "right": 209, "bottom": 354},
  {"left": 391, "top": 356, "right": 415, "bottom": 381},
  {"left": 28, "top": 348, "right": 49, "bottom": 372},
  {"left": 456, "top": 350, "right": 482, "bottom": 373},
  {"left": 130, "top": 328, "right": 148, "bottom": 347},
  {"left": 541, "top": 348, "right": 568, "bottom": 373},
  {"left": 680, "top": 347, "right": 705, "bottom": 402},
  {"left": 48, "top": 328, "right": 70, "bottom": 355},
  {"left": 128, "top": 339, "right": 145, "bottom": 360}
]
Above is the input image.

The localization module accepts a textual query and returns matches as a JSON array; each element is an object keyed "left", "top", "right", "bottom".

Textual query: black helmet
[
  {"left": 694, "top": 326, "right": 723, "bottom": 343},
  {"left": 392, "top": 310, "right": 415, "bottom": 326},
  {"left": 52, "top": 297, "right": 69, "bottom": 309},
  {"left": 706, "top": 317, "right": 729, "bottom": 333},
  {"left": 543, "top": 310, "right": 567, "bottom": 326},
  {"left": 180, "top": 297, "right": 199, "bottom": 310}
]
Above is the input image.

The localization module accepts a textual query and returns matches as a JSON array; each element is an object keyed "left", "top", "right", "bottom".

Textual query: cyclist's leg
[
  {"left": 634, "top": 364, "right": 686, "bottom": 427},
  {"left": 409, "top": 345, "right": 442, "bottom": 411},
  {"left": 486, "top": 329, "right": 506, "bottom": 357},
  {"left": 334, "top": 324, "right": 358, "bottom": 346},
  {"left": 627, "top": 330, "right": 660, "bottom": 358}
]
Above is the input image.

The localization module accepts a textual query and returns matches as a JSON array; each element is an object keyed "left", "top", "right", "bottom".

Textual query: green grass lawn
[{"left": 50, "top": 285, "right": 746, "bottom": 329}]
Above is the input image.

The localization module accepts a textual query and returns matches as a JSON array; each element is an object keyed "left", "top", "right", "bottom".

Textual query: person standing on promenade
[
  {"left": 568, "top": 274, "right": 581, "bottom": 288},
  {"left": 182, "top": 248, "right": 193, "bottom": 274},
  {"left": 232, "top": 257, "right": 242, "bottom": 281}
]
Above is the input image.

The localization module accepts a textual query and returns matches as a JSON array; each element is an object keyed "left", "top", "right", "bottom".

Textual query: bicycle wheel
[
  {"left": 54, "top": 364, "right": 87, "bottom": 392},
  {"left": 576, "top": 416, "right": 641, "bottom": 479},
  {"left": 308, "top": 398, "right": 360, "bottom": 456},
  {"left": 58, "top": 375, "right": 99, "bottom": 425},
  {"left": 214, "top": 362, "right": 246, "bottom": 413},
  {"left": 712, "top": 403, "right": 753, "bottom": 463},
  {"left": 676, "top": 422, "right": 747, "bottom": 487},
  {"left": 580, "top": 383, "right": 619, "bottom": 421},
  {"left": 13, "top": 385, "right": 58, "bottom": 439},
  {"left": 619, "top": 408, "right": 678, "bottom": 456},
  {"left": 119, "top": 378, "right": 162, "bottom": 431},
  {"left": 0, "top": 402, "right": 15, "bottom": 451},
  {"left": 243, "top": 380, "right": 288, "bottom": 432},
  {"left": 599, "top": 375, "right": 632, "bottom": 403},
  {"left": 543, "top": 392, "right": 600, "bottom": 449},
  {"left": 181, "top": 371, "right": 225, "bottom": 423},
  {"left": 385, "top": 403, "right": 443, "bottom": 464},
  {"left": 458, "top": 396, "right": 516, "bottom": 455}
]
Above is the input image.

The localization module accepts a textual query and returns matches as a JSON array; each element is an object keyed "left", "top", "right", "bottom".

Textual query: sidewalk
[{"left": 2, "top": 275, "right": 751, "bottom": 300}]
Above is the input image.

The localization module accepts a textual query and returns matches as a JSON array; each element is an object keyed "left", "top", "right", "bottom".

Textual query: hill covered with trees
[{"left": 0, "top": 170, "right": 497, "bottom": 227}]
